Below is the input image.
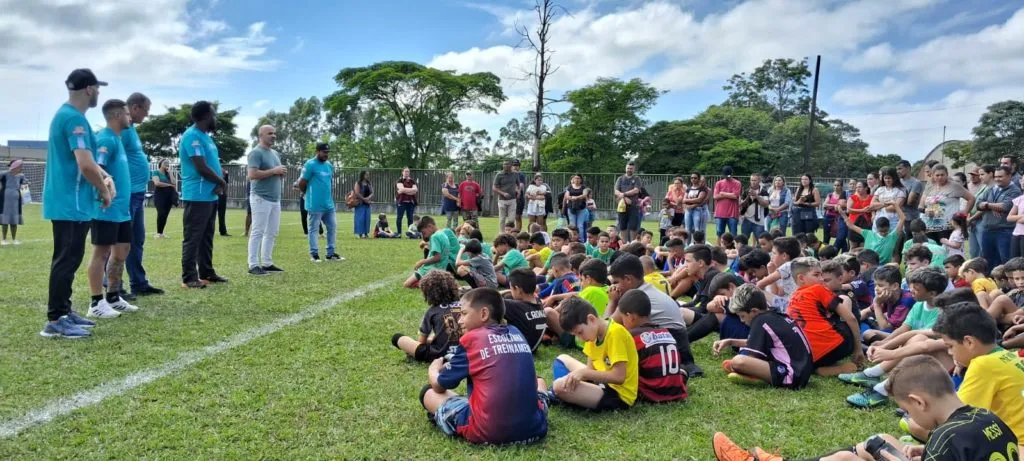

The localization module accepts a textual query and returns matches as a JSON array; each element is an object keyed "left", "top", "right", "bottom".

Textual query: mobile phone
[{"left": 864, "top": 435, "right": 908, "bottom": 461}]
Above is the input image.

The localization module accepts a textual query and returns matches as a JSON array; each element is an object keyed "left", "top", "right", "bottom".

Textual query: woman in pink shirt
[
  {"left": 713, "top": 166, "right": 742, "bottom": 237},
  {"left": 665, "top": 176, "right": 686, "bottom": 227}
]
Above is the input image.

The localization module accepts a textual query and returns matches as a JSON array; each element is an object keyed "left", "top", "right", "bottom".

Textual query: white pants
[
  {"left": 248, "top": 194, "right": 281, "bottom": 268},
  {"left": 497, "top": 199, "right": 517, "bottom": 228}
]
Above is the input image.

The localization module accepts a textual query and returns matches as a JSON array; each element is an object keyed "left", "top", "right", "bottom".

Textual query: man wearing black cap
[
  {"left": 178, "top": 101, "right": 229, "bottom": 288},
  {"left": 40, "top": 69, "right": 112, "bottom": 338},
  {"left": 298, "top": 142, "right": 342, "bottom": 262},
  {"left": 492, "top": 160, "right": 519, "bottom": 229}
]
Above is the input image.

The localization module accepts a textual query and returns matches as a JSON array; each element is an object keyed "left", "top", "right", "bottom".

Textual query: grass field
[{"left": 0, "top": 205, "right": 894, "bottom": 459}]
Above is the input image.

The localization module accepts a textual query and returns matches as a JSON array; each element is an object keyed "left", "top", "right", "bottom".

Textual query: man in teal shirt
[
  {"left": 297, "top": 142, "right": 342, "bottom": 262},
  {"left": 86, "top": 99, "right": 140, "bottom": 319},
  {"left": 40, "top": 69, "right": 111, "bottom": 339},
  {"left": 117, "top": 92, "right": 163, "bottom": 297},
  {"left": 179, "top": 101, "right": 228, "bottom": 288}
]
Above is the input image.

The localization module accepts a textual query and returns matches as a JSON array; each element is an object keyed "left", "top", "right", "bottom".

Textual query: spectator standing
[
  {"left": 976, "top": 166, "right": 1021, "bottom": 267},
  {"left": 871, "top": 167, "right": 906, "bottom": 234},
  {"left": 563, "top": 174, "right": 589, "bottom": 241},
  {"left": 353, "top": 170, "right": 374, "bottom": 239},
  {"left": 967, "top": 165, "right": 995, "bottom": 258},
  {"left": 919, "top": 164, "right": 974, "bottom": 242},
  {"left": 493, "top": 160, "right": 520, "bottom": 229},
  {"left": 0, "top": 159, "right": 28, "bottom": 245},
  {"left": 298, "top": 143, "right": 342, "bottom": 262},
  {"left": 822, "top": 179, "right": 848, "bottom": 252},
  {"left": 683, "top": 173, "right": 709, "bottom": 242},
  {"left": 457, "top": 171, "right": 481, "bottom": 223},
  {"left": 395, "top": 167, "right": 418, "bottom": 235},
  {"left": 151, "top": 159, "right": 176, "bottom": 239},
  {"left": 614, "top": 161, "right": 644, "bottom": 243},
  {"left": 739, "top": 172, "right": 770, "bottom": 238},
  {"left": 666, "top": 177, "right": 687, "bottom": 228},
  {"left": 713, "top": 166, "right": 742, "bottom": 238},
  {"left": 440, "top": 172, "right": 460, "bottom": 229},
  {"left": 179, "top": 101, "right": 228, "bottom": 288},
  {"left": 791, "top": 174, "right": 821, "bottom": 235},
  {"left": 246, "top": 125, "right": 286, "bottom": 276},
  {"left": 766, "top": 175, "right": 791, "bottom": 235}
]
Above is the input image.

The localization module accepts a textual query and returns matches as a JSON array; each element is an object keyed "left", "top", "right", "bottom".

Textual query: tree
[
  {"left": 723, "top": 58, "right": 812, "bottom": 120},
  {"left": 693, "top": 105, "right": 775, "bottom": 144},
  {"left": 515, "top": 0, "right": 567, "bottom": 170},
  {"left": 942, "top": 141, "right": 975, "bottom": 169},
  {"left": 251, "top": 97, "right": 328, "bottom": 165},
  {"left": 446, "top": 127, "right": 492, "bottom": 171},
  {"left": 492, "top": 116, "right": 535, "bottom": 160},
  {"left": 541, "top": 78, "right": 661, "bottom": 173},
  {"left": 324, "top": 61, "right": 505, "bottom": 169},
  {"left": 137, "top": 103, "right": 247, "bottom": 163},
  {"left": 969, "top": 100, "right": 1024, "bottom": 165}
]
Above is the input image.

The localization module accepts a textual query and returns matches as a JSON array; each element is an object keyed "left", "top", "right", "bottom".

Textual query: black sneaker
[
  {"left": 134, "top": 285, "right": 165, "bottom": 296},
  {"left": 181, "top": 280, "right": 208, "bottom": 289},
  {"left": 118, "top": 289, "right": 137, "bottom": 302},
  {"left": 311, "top": 254, "right": 321, "bottom": 263},
  {"left": 262, "top": 265, "right": 284, "bottom": 273},
  {"left": 248, "top": 267, "right": 269, "bottom": 276},
  {"left": 203, "top": 274, "right": 230, "bottom": 283},
  {"left": 325, "top": 254, "right": 344, "bottom": 261}
]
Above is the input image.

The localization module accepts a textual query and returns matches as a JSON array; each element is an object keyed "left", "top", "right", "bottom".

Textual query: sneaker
[
  {"left": 40, "top": 316, "right": 92, "bottom": 339},
  {"left": 203, "top": 274, "right": 230, "bottom": 284},
  {"left": 117, "top": 289, "right": 137, "bottom": 302},
  {"left": 66, "top": 311, "right": 96, "bottom": 328},
  {"left": 0, "top": 240, "right": 7, "bottom": 246},
  {"left": 311, "top": 254, "right": 322, "bottom": 263},
  {"left": 727, "top": 372, "right": 765, "bottom": 386},
  {"left": 181, "top": 279, "right": 208, "bottom": 289},
  {"left": 685, "top": 363, "right": 705, "bottom": 378},
  {"left": 712, "top": 432, "right": 755, "bottom": 461},
  {"left": 325, "top": 254, "right": 344, "bottom": 261},
  {"left": 248, "top": 267, "right": 269, "bottom": 276},
  {"left": 847, "top": 389, "right": 889, "bottom": 408},
  {"left": 722, "top": 359, "right": 735, "bottom": 373},
  {"left": 838, "top": 371, "right": 882, "bottom": 388},
  {"left": 87, "top": 300, "right": 122, "bottom": 319},
  {"left": 12, "top": 240, "right": 21, "bottom": 245},
  {"left": 134, "top": 285, "right": 165, "bottom": 296},
  {"left": 262, "top": 264, "right": 284, "bottom": 273},
  {"left": 753, "top": 447, "right": 784, "bottom": 461},
  {"left": 108, "top": 297, "right": 139, "bottom": 313}
]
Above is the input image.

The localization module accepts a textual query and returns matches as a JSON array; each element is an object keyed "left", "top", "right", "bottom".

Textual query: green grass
[{"left": 0, "top": 205, "right": 890, "bottom": 459}]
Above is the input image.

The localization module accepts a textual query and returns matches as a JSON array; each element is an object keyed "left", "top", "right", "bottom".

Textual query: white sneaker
[
  {"left": 12, "top": 240, "right": 21, "bottom": 245},
  {"left": 108, "top": 297, "right": 139, "bottom": 313},
  {"left": 86, "top": 299, "right": 122, "bottom": 318},
  {"left": 0, "top": 240, "right": 7, "bottom": 246}
]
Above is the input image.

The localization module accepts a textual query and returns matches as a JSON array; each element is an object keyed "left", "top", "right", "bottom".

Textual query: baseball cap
[
  {"left": 510, "top": 158, "right": 521, "bottom": 166},
  {"left": 65, "top": 69, "right": 107, "bottom": 91},
  {"left": 315, "top": 142, "right": 330, "bottom": 152}
]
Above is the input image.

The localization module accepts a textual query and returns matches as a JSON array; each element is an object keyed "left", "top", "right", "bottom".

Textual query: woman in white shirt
[
  {"left": 525, "top": 174, "right": 549, "bottom": 230},
  {"left": 871, "top": 167, "right": 907, "bottom": 233}
]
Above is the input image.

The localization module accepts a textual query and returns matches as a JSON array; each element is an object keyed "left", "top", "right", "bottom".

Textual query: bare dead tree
[{"left": 516, "top": 0, "right": 567, "bottom": 171}]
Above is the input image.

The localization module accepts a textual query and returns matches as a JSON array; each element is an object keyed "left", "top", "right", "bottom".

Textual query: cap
[
  {"left": 65, "top": 69, "right": 107, "bottom": 91},
  {"left": 315, "top": 142, "right": 330, "bottom": 152},
  {"left": 510, "top": 158, "right": 521, "bottom": 166}
]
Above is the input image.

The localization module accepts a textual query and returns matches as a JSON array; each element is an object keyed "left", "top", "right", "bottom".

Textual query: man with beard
[
  {"left": 297, "top": 142, "right": 342, "bottom": 262},
  {"left": 179, "top": 101, "right": 229, "bottom": 288}
]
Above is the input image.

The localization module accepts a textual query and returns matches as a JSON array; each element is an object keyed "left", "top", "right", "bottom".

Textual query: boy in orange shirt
[{"left": 785, "top": 257, "right": 864, "bottom": 376}]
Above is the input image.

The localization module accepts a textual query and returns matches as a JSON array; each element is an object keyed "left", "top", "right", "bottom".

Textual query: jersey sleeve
[
  {"left": 739, "top": 319, "right": 769, "bottom": 360},
  {"left": 436, "top": 346, "right": 470, "bottom": 390},
  {"left": 605, "top": 325, "right": 634, "bottom": 367},
  {"left": 419, "top": 311, "right": 433, "bottom": 336},
  {"left": 301, "top": 163, "right": 314, "bottom": 181},
  {"left": 63, "top": 117, "right": 90, "bottom": 154},
  {"left": 95, "top": 137, "right": 118, "bottom": 169},
  {"left": 185, "top": 134, "right": 204, "bottom": 158}
]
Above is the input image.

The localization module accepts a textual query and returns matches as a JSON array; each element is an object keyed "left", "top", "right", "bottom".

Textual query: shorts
[
  {"left": 415, "top": 263, "right": 456, "bottom": 279},
  {"left": 813, "top": 322, "right": 855, "bottom": 368},
  {"left": 516, "top": 196, "right": 525, "bottom": 215},
  {"left": 768, "top": 359, "right": 812, "bottom": 390},
  {"left": 90, "top": 220, "right": 133, "bottom": 246},
  {"left": 617, "top": 207, "right": 641, "bottom": 232},
  {"left": 413, "top": 343, "right": 442, "bottom": 362},
  {"left": 595, "top": 385, "right": 631, "bottom": 412},
  {"left": 434, "top": 392, "right": 550, "bottom": 439}
]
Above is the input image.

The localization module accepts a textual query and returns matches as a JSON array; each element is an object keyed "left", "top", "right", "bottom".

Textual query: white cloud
[
  {"left": 842, "top": 43, "right": 895, "bottom": 71},
  {"left": 832, "top": 77, "right": 916, "bottom": 107},
  {"left": 0, "top": 0, "right": 278, "bottom": 143},
  {"left": 252, "top": 99, "right": 270, "bottom": 109}
]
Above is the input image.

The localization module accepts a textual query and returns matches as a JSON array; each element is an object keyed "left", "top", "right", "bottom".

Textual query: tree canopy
[{"left": 137, "top": 103, "right": 247, "bottom": 163}]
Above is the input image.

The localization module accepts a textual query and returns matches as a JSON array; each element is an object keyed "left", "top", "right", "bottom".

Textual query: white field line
[{"left": 0, "top": 275, "right": 402, "bottom": 439}]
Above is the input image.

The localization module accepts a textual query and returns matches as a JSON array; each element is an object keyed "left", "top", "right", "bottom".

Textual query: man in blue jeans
[
  {"left": 298, "top": 143, "right": 343, "bottom": 262},
  {"left": 121, "top": 92, "right": 163, "bottom": 296},
  {"left": 977, "top": 165, "right": 1020, "bottom": 268},
  {"left": 396, "top": 167, "right": 418, "bottom": 237}
]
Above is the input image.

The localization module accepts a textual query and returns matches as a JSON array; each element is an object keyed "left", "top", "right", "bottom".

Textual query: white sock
[
  {"left": 863, "top": 365, "right": 885, "bottom": 378},
  {"left": 873, "top": 380, "right": 888, "bottom": 396}
]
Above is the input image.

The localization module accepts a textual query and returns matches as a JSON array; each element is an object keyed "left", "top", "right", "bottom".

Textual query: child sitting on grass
[
  {"left": 842, "top": 206, "right": 905, "bottom": 264},
  {"left": 713, "top": 284, "right": 813, "bottom": 389},
  {"left": 593, "top": 232, "right": 616, "bottom": 263},
  {"left": 686, "top": 272, "right": 751, "bottom": 344},
  {"left": 421, "top": 287, "right": 549, "bottom": 445},
  {"left": 755, "top": 236, "right": 801, "bottom": 312},
  {"left": 404, "top": 216, "right": 459, "bottom": 289},
  {"left": 516, "top": 231, "right": 532, "bottom": 253},
  {"left": 392, "top": 270, "right": 462, "bottom": 362},
  {"left": 536, "top": 228, "right": 571, "bottom": 277},
  {"left": 984, "top": 257, "right": 1024, "bottom": 328},
  {"left": 493, "top": 233, "right": 529, "bottom": 287},
  {"left": 525, "top": 232, "right": 552, "bottom": 269},
  {"left": 502, "top": 268, "right": 549, "bottom": 352},
  {"left": 584, "top": 226, "right": 601, "bottom": 255},
  {"left": 543, "top": 259, "right": 609, "bottom": 346},
  {"left": 860, "top": 265, "right": 913, "bottom": 343},
  {"left": 406, "top": 215, "right": 422, "bottom": 239},
  {"left": 455, "top": 239, "right": 498, "bottom": 289},
  {"left": 786, "top": 257, "right": 864, "bottom": 376},
  {"left": 374, "top": 213, "right": 400, "bottom": 238},
  {"left": 945, "top": 254, "right": 969, "bottom": 288},
  {"left": 619, "top": 289, "right": 688, "bottom": 403},
  {"left": 738, "top": 249, "right": 770, "bottom": 284},
  {"left": 641, "top": 255, "right": 671, "bottom": 296},
  {"left": 552, "top": 296, "right": 639, "bottom": 411},
  {"left": 606, "top": 225, "right": 621, "bottom": 250},
  {"left": 960, "top": 257, "right": 1001, "bottom": 308},
  {"left": 711, "top": 355, "right": 1020, "bottom": 461},
  {"left": 537, "top": 254, "right": 579, "bottom": 301}
]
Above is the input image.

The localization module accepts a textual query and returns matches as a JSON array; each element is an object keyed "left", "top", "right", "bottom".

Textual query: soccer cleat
[
  {"left": 311, "top": 253, "right": 321, "bottom": 263},
  {"left": 66, "top": 311, "right": 96, "bottom": 328},
  {"left": 40, "top": 316, "right": 92, "bottom": 339},
  {"left": 727, "top": 372, "right": 765, "bottom": 386},
  {"left": 262, "top": 264, "right": 284, "bottom": 273},
  {"left": 86, "top": 300, "right": 122, "bottom": 319},
  {"left": 847, "top": 389, "right": 889, "bottom": 408},
  {"left": 182, "top": 279, "right": 208, "bottom": 289},
  {"left": 248, "top": 267, "right": 269, "bottom": 276},
  {"left": 712, "top": 432, "right": 755, "bottom": 461},
  {"left": 325, "top": 254, "right": 344, "bottom": 261},
  {"left": 899, "top": 416, "right": 910, "bottom": 433},
  {"left": 108, "top": 297, "right": 139, "bottom": 313},
  {"left": 838, "top": 371, "right": 882, "bottom": 388}
]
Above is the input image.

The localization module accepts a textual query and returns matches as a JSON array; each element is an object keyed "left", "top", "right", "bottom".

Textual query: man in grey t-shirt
[
  {"left": 492, "top": 160, "right": 520, "bottom": 229},
  {"left": 246, "top": 125, "right": 287, "bottom": 275},
  {"left": 614, "top": 162, "right": 643, "bottom": 242},
  {"left": 897, "top": 160, "right": 922, "bottom": 222}
]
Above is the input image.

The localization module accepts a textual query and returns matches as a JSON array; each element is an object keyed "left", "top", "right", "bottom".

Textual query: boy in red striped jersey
[{"left": 619, "top": 289, "right": 688, "bottom": 403}]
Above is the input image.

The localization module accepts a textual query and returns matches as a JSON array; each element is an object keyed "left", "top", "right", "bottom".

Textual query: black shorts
[
  {"left": 595, "top": 385, "right": 631, "bottom": 412},
  {"left": 90, "top": 220, "right": 133, "bottom": 246},
  {"left": 413, "top": 343, "right": 443, "bottom": 362},
  {"left": 516, "top": 196, "right": 525, "bottom": 215},
  {"left": 814, "top": 322, "right": 855, "bottom": 368}
]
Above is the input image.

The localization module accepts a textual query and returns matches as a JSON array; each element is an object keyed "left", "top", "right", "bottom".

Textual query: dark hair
[
  {"left": 820, "top": 260, "right": 844, "bottom": 277},
  {"left": 944, "top": 254, "right": 966, "bottom": 270},
  {"left": 961, "top": 257, "right": 988, "bottom": 276},
  {"left": 357, "top": 170, "right": 369, "bottom": 184},
  {"left": 416, "top": 216, "right": 436, "bottom": 232},
  {"left": 101, "top": 99, "right": 126, "bottom": 119},
  {"left": 981, "top": 164, "right": 997, "bottom": 174},
  {"left": 493, "top": 233, "right": 517, "bottom": 249},
  {"left": 817, "top": 245, "right": 838, "bottom": 261},
  {"left": 739, "top": 249, "right": 770, "bottom": 271},
  {"left": 873, "top": 265, "right": 902, "bottom": 285},
  {"left": 419, "top": 270, "right": 460, "bottom": 307},
  {"left": 126, "top": 92, "right": 150, "bottom": 107},
  {"left": 461, "top": 287, "right": 505, "bottom": 323},
  {"left": 578, "top": 259, "right": 608, "bottom": 284},
  {"left": 908, "top": 218, "right": 926, "bottom": 234},
  {"left": 837, "top": 254, "right": 860, "bottom": 275},
  {"left": 934, "top": 288, "right": 978, "bottom": 309},
  {"left": 758, "top": 232, "right": 772, "bottom": 241},
  {"left": 857, "top": 249, "right": 880, "bottom": 266},
  {"left": 773, "top": 237, "right": 801, "bottom": 260},
  {"left": 885, "top": 355, "right": 955, "bottom": 400},
  {"left": 951, "top": 214, "right": 968, "bottom": 239},
  {"left": 549, "top": 253, "right": 570, "bottom": 270},
  {"left": 569, "top": 253, "right": 587, "bottom": 272},
  {"left": 608, "top": 254, "right": 644, "bottom": 280},
  {"left": 684, "top": 244, "right": 712, "bottom": 265},
  {"left": 517, "top": 231, "right": 531, "bottom": 242},
  {"left": 933, "top": 303, "right": 998, "bottom": 344},
  {"left": 617, "top": 289, "right": 652, "bottom": 317},
  {"left": 905, "top": 245, "right": 933, "bottom": 263},
  {"left": 464, "top": 239, "right": 483, "bottom": 255},
  {"left": 568, "top": 242, "right": 587, "bottom": 255},
  {"left": 587, "top": 226, "right": 602, "bottom": 236},
  {"left": 551, "top": 228, "right": 570, "bottom": 241},
  {"left": 710, "top": 246, "right": 728, "bottom": 266},
  {"left": 874, "top": 216, "right": 891, "bottom": 231},
  {"left": 897, "top": 159, "right": 912, "bottom": 168},
  {"left": 469, "top": 229, "right": 484, "bottom": 242},
  {"left": 692, "top": 230, "right": 706, "bottom": 244},
  {"left": 665, "top": 238, "right": 684, "bottom": 249},
  {"left": 735, "top": 233, "right": 749, "bottom": 246},
  {"left": 558, "top": 297, "right": 598, "bottom": 332},
  {"left": 598, "top": 231, "right": 610, "bottom": 239},
  {"left": 618, "top": 242, "right": 647, "bottom": 258},
  {"left": 191, "top": 100, "right": 214, "bottom": 122},
  {"left": 728, "top": 284, "right": 768, "bottom": 314},
  {"left": 906, "top": 267, "right": 948, "bottom": 295},
  {"left": 880, "top": 166, "right": 904, "bottom": 190},
  {"left": 707, "top": 272, "right": 744, "bottom": 295},
  {"left": 720, "top": 232, "right": 735, "bottom": 249},
  {"left": 508, "top": 268, "right": 538, "bottom": 294},
  {"left": 1002, "top": 257, "right": 1024, "bottom": 273},
  {"left": 529, "top": 232, "right": 546, "bottom": 245},
  {"left": 795, "top": 174, "right": 815, "bottom": 200}
]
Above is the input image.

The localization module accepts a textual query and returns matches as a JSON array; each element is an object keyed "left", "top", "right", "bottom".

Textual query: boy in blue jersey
[
  {"left": 297, "top": 143, "right": 342, "bottom": 262},
  {"left": 86, "top": 99, "right": 140, "bottom": 319},
  {"left": 178, "top": 101, "right": 228, "bottom": 288},
  {"left": 40, "top": 69, "right": 112, "bottom": 339}
]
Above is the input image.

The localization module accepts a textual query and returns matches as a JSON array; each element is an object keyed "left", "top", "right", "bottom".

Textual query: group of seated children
[
  {"left": 389, "top": 214, "right": 1023, "bottom": 455},
  {"left": 374, "top": 213, "right": 422, "bottom": 239}
]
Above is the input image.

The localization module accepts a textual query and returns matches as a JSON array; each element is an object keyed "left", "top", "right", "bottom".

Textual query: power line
[{"left": 830, "top": 103, "right": 988, "bottom": 118}]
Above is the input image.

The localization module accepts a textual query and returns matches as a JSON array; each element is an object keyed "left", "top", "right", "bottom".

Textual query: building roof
[{"left": 6, "top": 140, "right": 47, "bottom": 149}]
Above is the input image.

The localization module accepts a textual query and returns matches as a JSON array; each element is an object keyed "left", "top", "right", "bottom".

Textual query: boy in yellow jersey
[
  {"left": 525, "top": 232, "right": 553, "bottom": 269},
  {"left": 640, "top": 255, "right": 671, "bottom": 296},
  {"left": 552, "top": 296, "right": 639, "bottom": 411},
  {"left": 959, "top": 257, "right": 1001, "bottom": 308}
]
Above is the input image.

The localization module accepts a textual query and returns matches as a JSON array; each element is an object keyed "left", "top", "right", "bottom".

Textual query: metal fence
[{"left": 10, "top": 161, "right": 850, "bottom": 216}]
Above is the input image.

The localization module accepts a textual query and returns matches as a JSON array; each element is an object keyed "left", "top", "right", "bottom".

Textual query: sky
[{"left": 1, "top": 0, "right": 1022, "bottom": 163}]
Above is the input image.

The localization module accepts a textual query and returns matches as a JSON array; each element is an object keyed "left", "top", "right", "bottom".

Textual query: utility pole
[{"left": 804, "top": 55, "right": 821, "bottom": 170}]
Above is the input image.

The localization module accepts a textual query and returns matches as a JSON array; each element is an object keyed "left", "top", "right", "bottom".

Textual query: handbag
[
  {"left": 798, "top": 209, "right": 816, "bottom": 221},
  {"left": 345, "top": 191, "right": 360, "bottom": 208}
]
